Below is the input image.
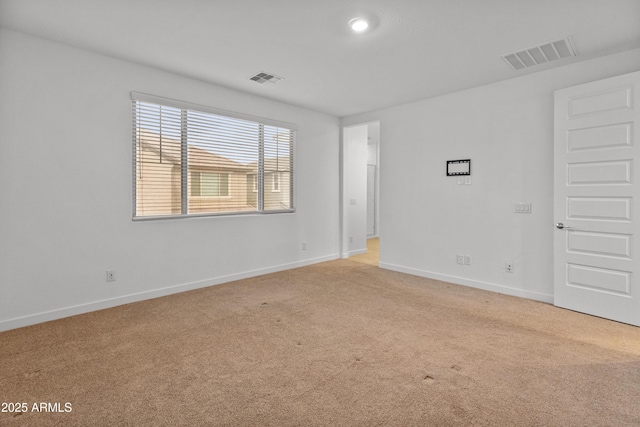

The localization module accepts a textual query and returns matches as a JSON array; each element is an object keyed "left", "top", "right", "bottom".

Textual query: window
[
  {"left": 132, "top": 92, "right": 295, "bottom": 218},
  {"left": 191, "top": 172, "right": 229, "bottom": 197}
]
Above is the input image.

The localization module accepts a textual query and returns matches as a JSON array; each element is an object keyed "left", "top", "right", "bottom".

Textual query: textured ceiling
[{"left": 1, "top": 0, "right": 639, "bottom": 117}]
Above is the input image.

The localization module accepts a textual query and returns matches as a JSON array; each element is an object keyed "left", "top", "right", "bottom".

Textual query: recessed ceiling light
[{"left": 349, "top": 17, "right": 369, "bottom": 33}]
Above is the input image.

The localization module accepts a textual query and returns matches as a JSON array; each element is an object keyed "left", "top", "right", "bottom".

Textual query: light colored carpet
[{"left": 1, "top": 259, "right": 639, "bottom": 426}]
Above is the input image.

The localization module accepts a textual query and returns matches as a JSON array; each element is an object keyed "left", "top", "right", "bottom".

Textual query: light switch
[{"left": 350, "top": 199, "right": 357, "bottom": 205}]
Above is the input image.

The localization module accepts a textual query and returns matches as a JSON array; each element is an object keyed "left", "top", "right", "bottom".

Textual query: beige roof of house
[
  {"left": 246, "top": 157, "right": 291, "bottom": 172},
  {"left": 138, "top": 130, "right": 253, "bottom": 172}
]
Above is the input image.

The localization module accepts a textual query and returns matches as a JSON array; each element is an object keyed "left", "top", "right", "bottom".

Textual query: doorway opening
[
  {"left": 350, "top": 238, "right": 379, "bottom": 266},
  {"left": 342, "top": 121, "right": 380, "bottom": 265}
]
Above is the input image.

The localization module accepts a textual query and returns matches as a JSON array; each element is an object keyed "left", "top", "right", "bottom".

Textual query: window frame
[{"left": 131, "top": 92, "right": 296, "bottom": 220}]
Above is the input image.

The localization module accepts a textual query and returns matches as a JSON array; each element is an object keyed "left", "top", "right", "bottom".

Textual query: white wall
[
  {"left": 342, "top": 48, "right": 640, "bottom": 302},
  {"left": 0, "top": 28, "right": 340, "bottom": 331},
  {"left": 367, "top": 122, "right": 379, "bottom": 166}
]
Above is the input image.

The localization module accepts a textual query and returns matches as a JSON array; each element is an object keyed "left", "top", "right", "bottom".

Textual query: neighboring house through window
[{"left": 132, "top": 92, "right": 295, "bottom": 218}]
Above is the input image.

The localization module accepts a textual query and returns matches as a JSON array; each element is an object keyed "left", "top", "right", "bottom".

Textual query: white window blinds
[{"left": 132, "top": 93, "right": 295, "bottom": 219}]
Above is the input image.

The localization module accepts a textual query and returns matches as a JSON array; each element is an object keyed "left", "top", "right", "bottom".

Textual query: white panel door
[{"left": 554, "top": 71, "right": 640, "bottom": 326}]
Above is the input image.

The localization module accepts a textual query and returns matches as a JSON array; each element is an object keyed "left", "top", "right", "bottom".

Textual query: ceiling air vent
[
  {"left": 249, "top": 71, "right": 284, "bottom": 84},
  {"left": 501, "top": 37, "right": 576, "bottom": 71}
]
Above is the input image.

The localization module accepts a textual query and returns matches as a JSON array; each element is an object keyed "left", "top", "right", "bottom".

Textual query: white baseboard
[
  {"left": 341, "top": 248, "right": 367, "bottom": 259},
  {"left": 379, "top": 262, "right": 554, "bottom": 304},
  {"left": 0, "top": 254, "right": 339, "bottom": 332}
]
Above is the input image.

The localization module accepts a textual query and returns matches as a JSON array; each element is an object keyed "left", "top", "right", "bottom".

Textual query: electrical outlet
[
  {"left": 464, "top": 255, "right": 471, "bottom": 265},
  {"left": 106, "top": 270, "right": 116, "bottom": 282},
  {"left": 505, "top": 262, "right": 513, "bottom": 273},
  {"left": 515, "top": 202, "right": 532, "bottom": 214},
  {"left": 301, "top": 241, "right": 307, "bottom": 250},
  {"left": 456, "top": 255, "right": 464, "bottom": 265},
  {"left": 350, "top": 236, "right": 354, "bottom": 243}
]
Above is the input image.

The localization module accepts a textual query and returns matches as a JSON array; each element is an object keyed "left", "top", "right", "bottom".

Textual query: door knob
[{"left": 555, "top": 222, "right": 571, "bottom": 229}]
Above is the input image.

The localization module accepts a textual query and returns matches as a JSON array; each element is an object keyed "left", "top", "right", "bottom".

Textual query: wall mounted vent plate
[
  {"left": 501, "top": 37, "right": 576, "bottom": 71},
  {"left": 249, "top": 71, "right": 284, "bottom": 84}
]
